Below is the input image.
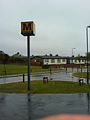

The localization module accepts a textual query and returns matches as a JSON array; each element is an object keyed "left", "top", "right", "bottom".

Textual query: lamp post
[
  {"left": 72, "top": 48, "right": 76, "bottom": 60},
  {"left": 86, "top": 26, "right": 90, "bottom": 84},
  {"left": 72, "top": 48, "right": 76, "bottom": 72}
]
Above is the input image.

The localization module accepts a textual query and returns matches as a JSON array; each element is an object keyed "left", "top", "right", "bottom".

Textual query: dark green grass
[
  {"left": 0, "top": 64, "right": 61, "bottom": 75},
  {"left": 0, "top": 64, "right": 50, "bottom": 75},
  {"left": 73, "top": 72, "right": 90, "bottom": 78},
  {"left": 0, "top": 64, "right": 27, "bottom": 75},
  {"left": 0, "top": 80, "right": 90, "bottom": 93}
]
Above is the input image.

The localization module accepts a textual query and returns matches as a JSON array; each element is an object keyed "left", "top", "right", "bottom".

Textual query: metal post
[
  {"left": 27, "top": 35, "right": 30, "bottom": 92},
  {"left": 23, "top": 74, "right": 25, "bottom": 83},
  {"left": 86, "top": 26, "right": 89, "bottom": 84},
  {"left": 50, "top": 67, "right": 52, "bottom": 80}
]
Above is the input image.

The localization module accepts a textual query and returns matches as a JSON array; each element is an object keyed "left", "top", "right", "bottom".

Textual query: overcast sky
[{"left": 0, "top": 0, "right": 90, "bottom": 56}]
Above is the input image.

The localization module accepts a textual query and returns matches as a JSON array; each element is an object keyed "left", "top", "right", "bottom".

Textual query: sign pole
[
  {"left": 27, "top": 35, "right": 30, "bottom": 92},
  {"left": 21, "top": 21, "right": 35, "bottom": 94}
]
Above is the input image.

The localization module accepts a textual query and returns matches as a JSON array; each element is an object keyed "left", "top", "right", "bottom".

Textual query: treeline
[{"left": 0, "top": 51, "right": 27, "bottom": 65}]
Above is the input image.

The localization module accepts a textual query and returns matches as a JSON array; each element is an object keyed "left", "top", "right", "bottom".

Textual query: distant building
[
  {"left": 73, "top": 57, "right": 86, "bottom": 64},
  {"left": 0, "top": 50, "right": 87, "bottom": 66},
  {"left": 42, "top": 55, "right": 67, "bottom": 66},
  {"left": 31, "top": 56, "right": 42, "bottom": 66},
  {"left": 41, "top": 55, "right": 86, "bottom": 67}
]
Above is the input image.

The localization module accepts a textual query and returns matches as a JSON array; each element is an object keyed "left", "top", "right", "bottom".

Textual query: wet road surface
[
  {"left": 0, "top": 93, "right": 90, "bottom": 120},
  {"left": 0, "top": 68, "right": 86, "bottom": 84}
]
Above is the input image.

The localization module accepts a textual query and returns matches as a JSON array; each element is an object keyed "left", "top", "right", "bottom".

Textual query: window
[
  {"left": 82, "top": 59, "right": 84, "bottom": 62},
  {"left": 57, "top": 59, "right": 61, "bottom": 63},
  {"left": 45, "top": 59, "right": 49, "bottom": 62},
  {"left": 75, "top": 60, "right": 77, "bottom": 63},
  {"left": 51, "top": 59, "right": 55, "bottom": 63},
  {"left": 62, "top": 59, "right": 65, "bottom": 62},
  {"left": 78, "top": 60, "right": 80, "bottom": 63}
]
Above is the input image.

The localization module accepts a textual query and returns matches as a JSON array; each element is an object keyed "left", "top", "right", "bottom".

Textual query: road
[
  {"left": 0, "top": 68, "right": 87, "bottom": 84},
  {"left": 0, "top": 93, "right": 90, "bottom": 120}
]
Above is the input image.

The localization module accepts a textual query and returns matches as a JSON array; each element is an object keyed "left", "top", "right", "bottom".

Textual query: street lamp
[
  {"left": 86, "top": 26, "right": 90, "bottom": 84},
  {"left": 72, "top": 48, "right": 76, "bottom": 62},
  {"left": 72, "top": 48, "right": 76, "bottom": 72}
]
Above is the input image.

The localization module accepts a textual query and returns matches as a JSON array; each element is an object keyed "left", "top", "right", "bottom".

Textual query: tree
[
  {"left": 0, "top": 53, "right": 9, "bottom": 75},
  {"left": 0, "top": 52, "right": 9, "bottom": 64}
]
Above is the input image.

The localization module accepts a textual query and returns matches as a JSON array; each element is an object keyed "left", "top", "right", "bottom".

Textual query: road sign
[
  {"left": 21, "top": 21, "right": 35, "bottom": 94},
  {"left": 21, "top": 21, "right": 35, "bottom": 36}
]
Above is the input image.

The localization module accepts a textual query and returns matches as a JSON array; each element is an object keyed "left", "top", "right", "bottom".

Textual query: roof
[
  {"left": 41, "top": 55, "right": 86, "bottom": 60},
  {"left": 28, "top": 55, "right": 86, "bottom": 60},
  {"left": 41, "top": 55, "right": 70, "bottom": 59}
]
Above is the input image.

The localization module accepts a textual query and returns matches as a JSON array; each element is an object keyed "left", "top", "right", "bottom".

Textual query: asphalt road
[{"left": 0, "top": 93, "right": 90, "bottom": 120}]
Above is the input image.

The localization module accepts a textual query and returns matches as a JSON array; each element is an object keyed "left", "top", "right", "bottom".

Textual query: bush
[{"left": 42, "top": 65, "right": 49, "bottom": 69}]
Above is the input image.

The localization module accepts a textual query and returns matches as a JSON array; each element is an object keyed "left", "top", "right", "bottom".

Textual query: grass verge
[
  {"left": 73, "top": 72, "right": 90, "bottom": 78},
  {"left": 0, "top": 64, "right": 62, "bottom": 75},
  {"left": 0, "top": 80, "right": 90, "bottom": 93}
]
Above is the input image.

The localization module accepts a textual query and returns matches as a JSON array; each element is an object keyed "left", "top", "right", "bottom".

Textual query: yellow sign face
[{"left": 21, "top": 21, "right": 35, "bottom": 36}]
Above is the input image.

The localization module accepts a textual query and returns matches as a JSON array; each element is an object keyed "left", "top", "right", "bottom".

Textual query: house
[
  {"left": 31, "top": 56, "right": 42, "bottom": 66},
  {"left": 73, "top": 57, "right": 86, "bottom": 65},
  {"left": 41, "top": 55, "right": 86, "bottom": 67},
  {"left": 42, "top": 55, "right": 68, "bottom": 67}
]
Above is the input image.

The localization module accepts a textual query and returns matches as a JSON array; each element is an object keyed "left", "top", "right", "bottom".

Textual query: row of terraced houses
[
  {"left": 0, "top": 50, "right": 88, "bottom": 67},
  {"left": 31, "top": 55, "right": 87, "bottom": 67}
]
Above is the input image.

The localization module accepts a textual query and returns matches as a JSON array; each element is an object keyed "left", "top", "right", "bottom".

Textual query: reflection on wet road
[{"left": 0, "top": 93, "right": 90, "bottom": 120}]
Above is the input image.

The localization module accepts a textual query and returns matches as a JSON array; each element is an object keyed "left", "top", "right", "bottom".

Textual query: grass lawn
[
  {"left": 0, "top": 64, "right": 62, "bottom": 75},
  {"left": 0, "top": 80, "right": 90, "bottom": 93},
  {"left": 73, "top": 72, "right": 90, "bottom": 78},
  {"left": 0, "top": 64, "right": 27, "bottom": 75},
  {"left": 0, "top": 64, "right": 50, "bottom": 75}
]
